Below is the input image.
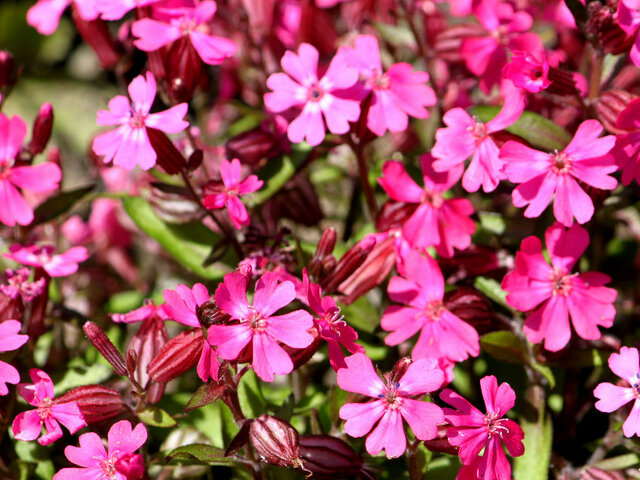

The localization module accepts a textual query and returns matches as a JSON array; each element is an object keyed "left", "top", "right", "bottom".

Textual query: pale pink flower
[
  {"left": 53, "top": 420, "right": 147, "bottom": 480},
  {"left": 612, "top": 98, "right": 640, "bottom": 185},
  {"left": 132, "top": 1, "right": 237, "bottom": 65},
  {"left": 338, "top": 353, "right": 445, "bottom": 458},
  {"left": 208, "top": 271, "right": 314, "bottom": 382},
  {"left": 441, "top": 375, "right": 525, "bottom": 480},
  {"left": 502, "top": 223, "right": 617, "bottom": 352},
  {"left": 594, "top": 346, "right": 640, "bottom": 437},
  {"left": 432, "top": 90, "right": 524, "bottom": 193},
  {"left": 501, "top": 119, "right": 617, "bottom": 226},
  {"left": 302, "top": 269, "right": 364, "bottom": 371},
  {"left": 264, "top": 43, "right": 360, "bottom": 146},
  {"left": 12, "top": 369, "right": 86, "bottom": 445},
  {"left": 161, "top": 283, "right": 220, "bottom": 382},
  {"left": 92, "top": 72, "right": 189, "bottom": 171},
  {"left": 340, "top": 34, "right": 436, "bottom": 136},
  {"left": 4, "top": 244, "right": 89, "bottom": 277},
  {"left": 503, "top": 50, "right": 551, "bottom": 93},
  {"left": 97, "top": 0, "right": 163, "bottom": 21},
  {"left": 202, "top": 158, "right": 263, "bottom": 229},
  {"left": 381, "top": 249, "right": 479, "bottom": 362},
  {"left": 0, "top": 320, "right": 29, "bottom": 395},
  {"left": 0, "top": 113, "right": 62, "bottom": 226},
  {"left": 27, "top": 0, "right": 100, "bottom": 35},
  {"left": 378, "top": 154, "right": 475, "bottom": 257}
]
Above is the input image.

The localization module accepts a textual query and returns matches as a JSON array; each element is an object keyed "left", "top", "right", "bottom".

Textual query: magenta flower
[
  {"left": 612, "top": 98, "right": 640, "bottom": 185},
  {"left": 92, "top": 72, "right": 189, "bottom": 171},
  {"left": 53, "top": 420, "right": 147, "bottom": 480},
  {"left": 337, "top": 353, "right": 444, "bottom": 458},
  {"left": 502, "top": 223, "right": 617, "bottom": 352},
  {"left": 501, "top": 120, "right": 617, "bottom": 226},
  {"left": 132, "top": 1, "right": 237, "bottom": 65},
  {"left": 0, "top": 113, "right": 62, "bottom": 226},
  {"left": 340, "top": 34, "right": 436, "bottom": 136},
  {"left": 0, "top": 320, "right": 29, "bottom": 395},
  {"left": 302, "top": 270, "right": 364, "bottom": 371},
  {"left": 12, "top": 369, "right": 86, "bottom": 445},
  {"left": 202, "top": 158, "right": 263, "bottom": 230},
  {"left": 1, "top": 268, "right": 45, "bottom": 301},
  {"left": 97, "top": 0, "right": 163, "bottom": 21},
  {"left": 208, "top": 271, "right": 314, "bottom": 382},
  {"left": 378, "top": 154, "right": 475, "bottom": 257},
  {"left": 264, "top": 43, "right": 360, "bottom": 146},
  {"left": 503, "top": 50, "right": 551, "bottom": 93},
  {"left": 4, "top": 244, "right": 89, "bottom": 278},
  {"left": 618, "top": 1, "right": 640, "bottom": 68},
  {"left": 161, "top": 283, "right": 220, "bottom": 382},
  {"left": 381, "top": 249, "right": 480, "bottom": 363},
  {"left": 431, "top": 90, "right": 524, "bottom": 193},
  {"left": 27, "top": 0, "right": 100, "bottom": 35},
  {"left": 441, "top": 375, "right": 525, "bottom": 480},
  {"left": 594, "top": 346, "right": 640, "bottom": 437}
]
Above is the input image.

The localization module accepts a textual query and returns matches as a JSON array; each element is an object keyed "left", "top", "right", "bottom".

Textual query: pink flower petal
[
  {"left": 51, "top": 402, "right": 86, "bottom": 434},
  {"left": 64, "top": 432, "right": 106, "bottom": 467},
  {"left": 253, "top": 273, "right": 296, "bottom": 317},
  {"left": 252, "top": 332, "right": 293, "bottom": 382},
  {"left": 266, "top": 311, "right": 314, "bottom": 348},
  {"left": 207, "top": 324, "right": 253, "bottom": 360},
  {"left": 546, "top": 223, "right": 588, "bottom": 272},
  {"left": 400, "top": 399, "right": 443, "bottom": 440},
  {"left": 594, "top": 383, "right": 635, "bottom": 413},
  {"left": 107, "top": 420, "right": 148, "bottom": 457},
  {"left": 336, "top": 353, "right": 386, "bottom": 398},
  {"left": 10, "top": 163, "right": 61, "bottom": 193},
  {"left": 365, "top": 409, "right": 406, "bottom": 458},
  {"left": 215, "top": 272, "right": 251, "bottom": 319},
  {"left": 340, "top": 400, "right": 385, "bottom": 437},
  {"left": 0, "top": 179, "right": 34, "bottom": 226},
  {"left": 146, "top": 104, "right": 189, "bottom": 133},
  {"left": 132, "top": 19, "right": 181, "bottom": 51},
  {"left": 0, "top": 360, "right": 20, "bottom": 395},
  {"left": 398, "top": 358, "right": 444, "bottom": 395},
  {"left": 12, "top": 410, "right": 43, "bottom": 441},
  {"left": 608, "top": 347, "right": 640, "bottom": 383},
  {"left": 189, "top": 31, "right": 237, "bottom": 65}
]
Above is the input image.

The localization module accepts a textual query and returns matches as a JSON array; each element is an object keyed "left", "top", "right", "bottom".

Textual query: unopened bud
[
  {"left": 308, "top": 228, "right": 337, "bottom": 281},
  {"left": 434, "top": 24, "right": 487, "bottom": 62},
  {"left": 0, "top": 50, "right": 16, "bottom": 91},
  {"left": 375, "top": 201, "right": 416, "bottom": 232},
  {"left": 28, "top": 103, "right": 53, "bottom": 156},
  {"left": 146, "top": 127, "right": 186, "bottom": 174},
  {"left": 196, "top": 299, "right": 230, "bottom": 329},
  {"left": 547, "top": 67, "right": 579, "bottom": 96},
  {"left": 444, "top": 287, "right": 495, "bottom": 335},
  {"left": 586, "top": 1, "right": 634, "bottom": 55},
  {"left": 596, "top": 89, "right": 638, "bottom": 134},
  {"left": 84, "top": 321, "right": 128, "bottom": 377},
  {"left": 249, "top": 415, "right": 304, "bottom": 470},
  {"left": 321, "top": 235, "right": 376, "bottom": 295},
  {"left": 437, "top": 245, "right": 501, "bottom": 283},
  {"left": 423, "top": 424, "right": 458, "bottom": 455},
  {"left": 57, "top": 385, "right": 123, "bottom": 424},
  {"left": 389, "top": 357, "right": 412, "bottom": 385},
  {"left": 148, "top": 328, "right": 204, "bottom": 383},
  {"left": 187, "top": 149, "right": 203, "bottom": 171},
  {"left": 298, "top": 435, "right": 365, "bottom": 479},
  {"left": 226, "top": 127, "right": 279, "bottom": 167},
  {"left": 115, "top": 453, "right": 145, "bottom": 480},
  {"left": 167, "top": 37, "right": 202, "bottom": 104}
]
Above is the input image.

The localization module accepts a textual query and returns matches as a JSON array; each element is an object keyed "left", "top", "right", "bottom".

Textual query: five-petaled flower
[
  {"left": 4, "top": 244, "right": 89, "bottom": 278},
  {"left": 0, "top": 320, "right": 29, "bottom": 396}
]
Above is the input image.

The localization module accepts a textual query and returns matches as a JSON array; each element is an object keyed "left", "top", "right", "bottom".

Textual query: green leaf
[
  {"left": 166, "top": 444, "right": 236, "bottom": 465},
  {"left": 531, "top": 362, "right": 556, "bottom": 389},
  {"left": 478, "top": 211, "right": 505, "bottom": 235},
  {"left": 54, "top": 358, "right": 112, "bottom": 394},
  {"left": 31, "top": 185, "right": 95, "bottom": 225},
  {"left": 14, "top": 440, "right": 55, "bottom": 480},
  {"left": 474, "top": 276, "right": 510, "bottom": 309},
  {"left": 138, "top": 406, "right": 177, "bottom": 427},
  {"left": 340, "top": 296, "right": 379, "bottom": 334},
  {"left": 122, "top": 196, "right": 224, "bottom": 279},
  {"left": 237, "top": 370, "right": 266, "bottom": 418},
  {"left": 185, "top": 383, "right": 226, "bottom": 413},
  {"left": 513, "top": 406, "right": 553, "bottom": 480},
  {"left": 471, "top": 106, "right": 572, "bottom": 151},
  {"left": 480, "top": 331, "right": 528, "bottom": 364},
  {"left": 594, "top": 453, "right": 640, "bottom": 471}
]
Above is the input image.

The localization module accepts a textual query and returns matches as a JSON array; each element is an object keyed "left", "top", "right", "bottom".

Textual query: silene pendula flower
[
  {"left": 500, "top": 119, "right": 617, "bottom": 227},
  {"left": 302, "top": 269, "right": 364, "bottom": 371},
  {"left": 0, "top": 320, "right": 29, "bottom": 395},
  {"left": 208, "top": 271, "right": 315, "bottom": 382},
  {"left": 264, "top": 43, "right": 360, "bottom": 146},
  {"left": 431, "top": 90, "right": 525, "bottom": 193},
  {"left": 53, "top": 420, "right": 147, "bottom": 480},
  {"left": 12, "top": 369, "right": 86, "bottom": 445},
  {"left": 92, "top": 72, "right": 189, "bottom": 171},
  {"left": 0, "top": 113, "right": 62, "bottom": 227},
  {"left": 594, "top": 346, "right": 640, "bottom": 437},
  {"left": 27, "top": 0, "right": 100, "bottom": 35},
  {"left": 618, "top": 1, "right": 640, "bottom": 67},
  {"left": 202, "top": 158, "right": 263, "bottom": 229},
  {"left": 381, "top": 249, "right": 480, "bottom": 363},
  {"left": 339, "top": 34, "right": 436, "bottom": 136},
  {"left": 337, "top": 353, "right": 445, "bottom": 458},
  {"left": 378, "top": 154, "right": 475, "bottom": 257},
  {"left": 612, "top": 98, "right": 640, "bottom": 185},
  {"left": 97, "top": 0, "right": 163, "bottom": 21},
  {"left": 4, "top": 244, "right": 89, "bottom": 278},
  {"left": 502, "top": 223, "right": 617, "bottom": 352},
  {"left": 132, "top": 1, "right": 237, "bottom": 65},
  {"left": 1, "top": 268, "right": 45, "bottom": 301},
  {"left": 441, "top": 375, "right": 525, "bottom": 480},
  {"left": 161, "top": 283, "right": 219, "bottom": 382},
  {"left": 503, "top": 50, "right": 551, "bottom": 93}
]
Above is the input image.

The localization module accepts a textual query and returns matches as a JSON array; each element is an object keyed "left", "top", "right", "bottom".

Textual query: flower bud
[
  {"left": 0, "top": 50, "right": 17, "bottom": 92},
  {"left": 308, "top": 228, "right": 337, "bottom": 281},
  {"left": 580, "top": 467, "right": 626, "bottom": 480},
  {"left": 423, "top": 424, "right": 458, "bottom": 455},
  {"left": 83, "top": 322, "right": 128, "bottom": 377},
  {"left": 249, "top": 415, "right": 304, "bottom": 470},
  {"left": 197, "top": 299, "right": 230, "bottom": 329},
  {"left": 375, "top": 201, "right": 416, "bottom": 232},
  {"left": 434, "top": 24, "right": 487, "bottom": 62},
  {"left": 127, "top": 314, "right": 168, "bottom": 402},
  {"left": 56, "top": 385, "right": 123, "bottom": 424},
  {"left": 115, "top": 452, "right": 145, "bottom": 480},
  {"left": 321, "top": 235, "right": 376, "bottom": 295},
  {"left": 146, "top": 127, "right": 186, "bottom": 174},
  {"left": 148, "top": 328, "right": 204, "bottom": 383},
  {"left": 226, "top": 127, "right": 280, "bottom": 168},
  {"left": 596, "top": 89, "right": 638, "bottom": 134},
  {"left": 586, "top": 1, "right": 634, "bottom": 55},
  {"left": 28, "top": 103, "right": 53, "bottom": 156},
  {"left": 437, "top": 245, "right": 501, "bottom": 283},
  {"left": 389, "top": 356, "right": 412, "bottom": 385},
  {"left": 298, "top": 435, "right": 366, "bottom": 479},
  {"left": 167, "top": 37, "right": 202, "bottom": 104},
  {"left": 546, "top": 66, "right": 579, "bottom": 96},
  {"left": 444, "top": 287, "right": 496, "bottom": 335}
]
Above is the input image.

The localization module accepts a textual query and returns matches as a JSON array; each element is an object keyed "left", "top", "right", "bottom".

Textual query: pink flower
[
  {"left": 97, "top": 0, "right": 163, "bottom": 21},
  {"left": 92, "top": 72, "right": 189, "bottom": 171},
  {"left": 618, "top": 1, "right": 640, "bottom": 68},
  {"left": 132, "top": 1, "right": 237, "bottom": 65},
  {"left": 502, "top": 223, "right": 617, "bottom": 352},
  {"left": 1, "top": 268, "right": 45, "bottom": 301},
  {"left": 264, "top": 43, "right": 360, "bottom": 146},
  {"left": 432, "top": 90, "right": 524, "bottom": 193},
  {"left": 302, "top": 270, "right": 364, "bottom": 371},
  {"left": 612, "top": 98, "right": 640, "bottom": 185},
  {"left": 503, "top": 50, "right": 551, "bottom": 93},
  {"left": 441, "top": 375, "right": 525, "bottom": 480},
  {"left": 0, "top": 320, "right": 29, "bottom": 395},
  {"left": 161, "top": 283, "right": 220, "bottom": 382},
  {"left": 378, "top": 154, "right": 475, "bottom": 257},
  {"left": 208, "top": 271, "right": 314, "bottom": 382},
  {"left": 202, "top": 158, "right": 263, "bottom": 229},
  {"left": 27, "top": 0, "right": 100, "bottom": 35},
  {"left": 501, "top": 120, "right": 617, "bottom": 226},
  {"left": 337, "top": 353, "right": 445, "bottom": 458},
  {"left": 4, "top": 244, "right": 89, "bottom": 277},
  {"left": 53, "top": 420, "right": 147, "bottom": 480},
  {"left": 381, "top": 249, "right": 480, "bottom": 362},
  {"left": 12, "top": 369, "right": 86, "bottom": 445},
  {"left": 594, "top": 346, "right": 640, "bottom": 437},
  {"left": 0, "top": 113, "right": 62, "bottom": 226},
  {"left": 340, "top": 34, "right": 436, "bottom": 136}
]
